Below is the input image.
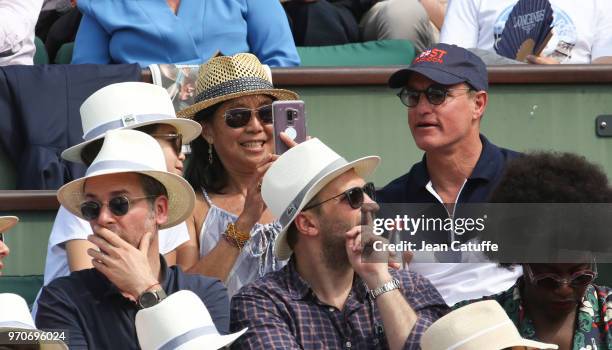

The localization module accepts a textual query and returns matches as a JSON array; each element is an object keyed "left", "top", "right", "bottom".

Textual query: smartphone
[{"left": 272, "top": 100, "right": 307, "bottom": 154}]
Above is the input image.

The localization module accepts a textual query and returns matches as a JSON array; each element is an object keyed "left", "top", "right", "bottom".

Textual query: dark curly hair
[
  {"left": 490, "top": 151, "right": 612, "bottom": 203},
  {"left": 487, "top": 151, "right": 612, "bottom": 265},
  {"left": 184, "top": 104, "right": 228, "bottom": 194}
]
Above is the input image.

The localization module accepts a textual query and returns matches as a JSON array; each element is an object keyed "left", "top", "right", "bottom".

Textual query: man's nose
[
  {"left": 0, "top": 240, "right": 10, "bottom": 259},
  {"left": 94, "top": 203, "right": 117, "bottom": 226}
]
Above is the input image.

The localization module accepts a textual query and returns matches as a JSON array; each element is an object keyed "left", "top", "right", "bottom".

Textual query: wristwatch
[
  {"left": 138, "top": 287, "right": 167, "bottom": 309},
  {"left": 369, "top": 278, "right": 401, "bottom": 300}
]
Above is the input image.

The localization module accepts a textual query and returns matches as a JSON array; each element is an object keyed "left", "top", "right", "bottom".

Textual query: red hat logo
[{"left": 413, "top": 48, "right": 447, "bottom": 64}]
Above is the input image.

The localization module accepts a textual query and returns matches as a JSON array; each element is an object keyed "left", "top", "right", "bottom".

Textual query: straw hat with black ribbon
[{"left": 177, "top": 53, "right": 298, "bottom": 119}]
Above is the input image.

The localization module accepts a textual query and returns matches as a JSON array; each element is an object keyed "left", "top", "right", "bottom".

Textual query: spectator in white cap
[
  {"left": 36, "top": 129, "right": 229, "bottom": 350},
  {"left": 421, "top": 300, "right": 558, "bottom": 350},
  {"left": 0, "top": 216, "right": 67, "bottom": 349},
  {"left": 230, "top": 138, "right": 448, "bottom": 349},
  {"left": 36, "top": 82, "right": 202, "bottom": 317},
  {"left": 135, "top": 290, "right": 246, "bottom": 350}
]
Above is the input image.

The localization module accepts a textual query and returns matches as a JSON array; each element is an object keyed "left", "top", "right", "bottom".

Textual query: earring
[{"left": 208, "top": 143, "right": 214, "bottom": 164}]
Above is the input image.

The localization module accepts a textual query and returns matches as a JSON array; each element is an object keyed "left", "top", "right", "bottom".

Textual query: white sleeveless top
[{"left": 199, "top": 188, "right": 286, "bottom": 297}]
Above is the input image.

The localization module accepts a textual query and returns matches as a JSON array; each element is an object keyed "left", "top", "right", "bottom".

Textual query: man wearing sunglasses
[
  {"left": 36, "top": 129, "right": 230, "bottom": 349},
  {"left": 377, "top": 43, "right": 522, "bottom": 306},
  {"left": 454, "top": 151, "right": 612, "bottom": 350},
  {"left": 34, "top": 82, "right": 201, "bottom": 317},
  {"left": 230, "top": 139, "right": 448, "bottom": 349}
]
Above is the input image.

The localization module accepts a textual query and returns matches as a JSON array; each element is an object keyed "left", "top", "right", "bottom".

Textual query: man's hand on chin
[{"left": 87, "top": 225, "right": 159, "bottom": 301}]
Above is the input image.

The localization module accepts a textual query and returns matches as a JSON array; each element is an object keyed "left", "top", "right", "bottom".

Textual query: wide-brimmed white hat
[
  {"left": 0, "top": 293, "right": 68, "bottom": 349},
  {"left": 136, "top": 290, "right": 247, "bottom": 350},
  {"left": 261, "top": 138, "right": 380, "bottom": 260},
  {"left": 0, "top": 216, "right": 18, "bottom": 233},
  {"left": 421, "top": 300, "right": 559, "bottom": 350},
  {"left": 57, "top": 129, "right": 195, "bottom": 229},
  {"left": 62, "top": 82, "right": 202, "bottom": 164}
]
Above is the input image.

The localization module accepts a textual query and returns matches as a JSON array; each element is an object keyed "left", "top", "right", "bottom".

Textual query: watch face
[{"left": 139, "top": 291, "right": 158, "bottom": 308}]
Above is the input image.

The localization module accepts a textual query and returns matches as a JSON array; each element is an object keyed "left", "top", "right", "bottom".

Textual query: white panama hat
[
  {"left": 421, "top": 300, "right": 559, "bottom": 350},
  {"left": 0, "top": 293, "right": 68, "bottom": 349},
  {"left": 57, "top": 129, "right": 195, "bottom": 229},
  {"left": 62, "top": 82, "right": 202, "bottom": 164},
  {"left": 135, "top": 290, "right": 247, "bottom": 350},
  {"left": 0, "top": 216, "right": 18, "bottom": 233},
  {"left": 261, "top": 138, "right": 380, "bottom": 260}
]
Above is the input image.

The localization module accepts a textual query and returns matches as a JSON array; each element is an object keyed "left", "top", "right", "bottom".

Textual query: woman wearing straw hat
[{"left": 176, "top": 53, "right": 299, "bottom": 296}]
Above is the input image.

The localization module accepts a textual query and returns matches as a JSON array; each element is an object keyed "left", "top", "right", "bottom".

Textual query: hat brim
[
  {"left": 57, "top": 170, "right": 195, "bottom": 230},
  {"left": 273, "top": 156, "right": 381, "bottom": 260},
  {"left": 179, "top": 327, "right": 248, "bottom": 350},
  {"left": 388, "top": 66, "right": 467, "bottom": 88},
  {"left": 176, "top": 88, "right": 299, "bottom": 119},
  {"left": 492, "top": 337, "right": 559, "bottom": 350},
  {"left": 62, "top": 118, "right": 202, "bottom": 164},
  {"left": 0, "top": 216, "right": 18, "bottom": 233}
]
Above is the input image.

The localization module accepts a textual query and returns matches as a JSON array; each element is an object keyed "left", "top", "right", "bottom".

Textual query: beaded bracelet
[{"left": 222, "top": 222, "right": 250, "bottom": 250}]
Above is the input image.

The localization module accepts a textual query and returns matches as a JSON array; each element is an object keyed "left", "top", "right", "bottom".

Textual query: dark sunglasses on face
[
  {"left": 397, "top": 85, "right": 472, "bottom": 108},
  {"left": 524, "top": 264, "right": 597, "bottom": 289},
  {"left": 0, "top": 233, "right": 3, "bottom": 243},
  {"left": 80, "top": 195, "right": 155, "bottom": 221},
  {"left": 303, "top": 182, "right": 376, "bottom": 211},
  {"left": 150, "top": 133, "right": 183, "bottom": 155},
  {"left": 224, "top": 104, "right": 273, "bottom": 128}
]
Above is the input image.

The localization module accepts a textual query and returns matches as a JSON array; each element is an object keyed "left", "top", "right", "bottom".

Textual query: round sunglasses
[
  {"left": 303, "top": 182, "right": 376, "bottom": 210},
  {"left": 224, "top": 104, "right": 273, "bottom": 128},
  {"left": 524, "top": 264, "right": 597, "bottom": 289},
  {"left": 80, "top": 195, "right": 156, "bottom": 221},
  {"left": 397, "top": 85, "right": 472, "bottom": 108}
]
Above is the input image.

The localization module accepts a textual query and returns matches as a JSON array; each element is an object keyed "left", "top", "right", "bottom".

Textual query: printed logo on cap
[{"left": 413, "top": 48, "right": 448, "bottom": 64}]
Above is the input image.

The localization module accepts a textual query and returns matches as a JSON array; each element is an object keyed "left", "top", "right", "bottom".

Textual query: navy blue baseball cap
[{"left": 388, "top": 43, "right": 488, "bottom": 91}]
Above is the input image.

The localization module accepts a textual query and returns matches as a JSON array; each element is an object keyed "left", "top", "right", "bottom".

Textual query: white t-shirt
[
  {"left": 0, "top": 0, "right": 44, "bottom": 65},
  {"left": 440, "top": 0, "right": 612, "bottom": 63},
  {"left": 403, "top": 181, "right": 523, "bottom": 306},
  {"left": 42, "top": 206, "right": 190, "bottom": 286}
]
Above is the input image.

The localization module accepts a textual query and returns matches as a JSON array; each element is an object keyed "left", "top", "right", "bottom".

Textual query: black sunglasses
[
  {"left": 0, "top": 233, "right": 3, "bottom": 243},
  {"left": 524, "top": 264, "right": 597, "bottom": 290},
  {"left": 80, "top": 195, "right": 156, "bottom": 221},
  {"left": 151, "top": 133, "right": 183, "bottom": 155},
  {"left": 397, "top": 85, "right": 472, "bottom": 108},
  {"left": 224, "top": 104, "right": 273, "bottom": 128},
  {"left": 303, "top": 182, "right": 376, "bottom": 211}
]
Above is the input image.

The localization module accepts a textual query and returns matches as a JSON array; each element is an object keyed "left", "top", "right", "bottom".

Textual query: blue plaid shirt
[{"left": 230, "top": 259, "right": 448, "bottom": 349}]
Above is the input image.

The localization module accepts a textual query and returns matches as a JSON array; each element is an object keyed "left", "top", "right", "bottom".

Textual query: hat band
[
  {"left": 86, "top": 159, "right": 157, "bottom": 177},
  {"left": 279, "top": 158, "right": 349, "bottom": 228},
  {"left": 158, "top": 325, "right": 218, "bottom": 350},
  {"left": 194, "top": 77, "right": 273, "bottom": 104},
  {"left": 447, "top": 320, "right": 513, "bottom": 350},
  {"left": 83, "top": 113, "right": 174, "bottom": 141}
]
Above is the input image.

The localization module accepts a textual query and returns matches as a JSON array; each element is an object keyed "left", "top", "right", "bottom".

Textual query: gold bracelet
[{"left": 224, "top": 222, "right": 250, "bottom": 250}]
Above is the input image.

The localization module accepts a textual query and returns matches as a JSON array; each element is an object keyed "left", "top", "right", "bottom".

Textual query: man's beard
[{"left": 319, "top": 217, "right": 353, "bottom": 271}]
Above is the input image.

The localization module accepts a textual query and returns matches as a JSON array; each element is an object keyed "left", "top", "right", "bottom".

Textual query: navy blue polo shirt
[
  {"left": 36, "top": 257, "right": 229, "bottom": 350},
  {"left": 377, "top": 135, "right": 520, "bottom": 204}
]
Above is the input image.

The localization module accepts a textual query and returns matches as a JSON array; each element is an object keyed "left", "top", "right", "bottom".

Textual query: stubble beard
[{"left": 319, "top": 218, "right": 353, "bottom": 272}]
